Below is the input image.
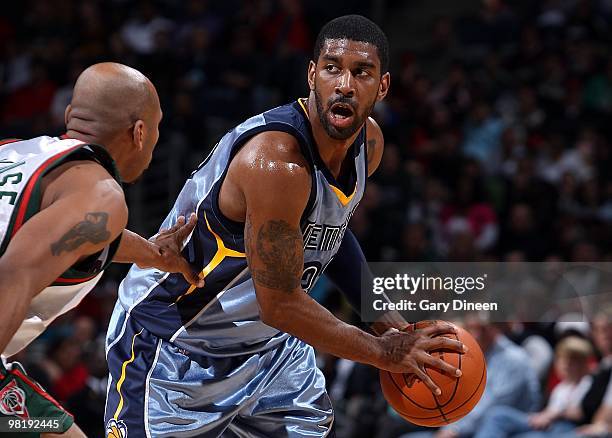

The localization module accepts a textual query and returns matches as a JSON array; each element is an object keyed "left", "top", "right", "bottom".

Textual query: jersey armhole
[{"left": 52, "top": 234, "right": 122, "bottom": 285}]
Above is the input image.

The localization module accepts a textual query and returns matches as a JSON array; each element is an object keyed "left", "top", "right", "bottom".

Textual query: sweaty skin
[{"left": 218, "top": 39, "right": 465, "bottom": 396}]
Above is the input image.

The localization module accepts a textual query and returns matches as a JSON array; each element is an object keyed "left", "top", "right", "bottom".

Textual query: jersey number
[{"left": 300, "top": 259, "right": 333, "bottom": 293}]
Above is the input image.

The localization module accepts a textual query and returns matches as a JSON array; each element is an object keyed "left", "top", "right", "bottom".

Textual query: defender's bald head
[{"left": 66, "top": 62, "right": 160, "bottom": 146}]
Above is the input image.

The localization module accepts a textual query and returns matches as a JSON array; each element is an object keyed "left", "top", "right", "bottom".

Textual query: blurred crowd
[{"left": 1, "top": 0, "right": 612, "bottom": 436}]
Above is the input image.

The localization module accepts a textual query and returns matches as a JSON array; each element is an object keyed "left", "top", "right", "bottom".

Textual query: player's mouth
[{"left": 328, "top": 102, "right": 355, "bottom": 129}]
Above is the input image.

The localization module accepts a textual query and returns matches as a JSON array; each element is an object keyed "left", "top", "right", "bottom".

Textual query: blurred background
[{"left": 1, "top": 0, "right": 611, "bottom": 436}]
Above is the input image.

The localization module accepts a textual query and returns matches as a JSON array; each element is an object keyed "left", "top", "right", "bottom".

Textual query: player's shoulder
[
  {"left": 42, "top": 159, "right": 126, "bottom": 215},
  {"left": 367, "top": 116, "right": 383, "bottom": 137},
  {"left": 234, "top": 130, "right": 311, "bottom": 187},
  {"left": 366, "top": 117, "right": 384, "bottom": 176}
]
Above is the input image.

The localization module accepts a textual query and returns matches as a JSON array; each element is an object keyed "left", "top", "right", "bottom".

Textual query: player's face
[{"left": 309, "top": 38, "right": 390, "bottom": 140}]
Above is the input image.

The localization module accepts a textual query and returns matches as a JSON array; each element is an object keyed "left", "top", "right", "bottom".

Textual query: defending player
[
  {"left": 105, "top": 16, "right": 465, "bottom": 437},
  {"left": 0, "top": 63, "right": 202, "bottom": 437}
]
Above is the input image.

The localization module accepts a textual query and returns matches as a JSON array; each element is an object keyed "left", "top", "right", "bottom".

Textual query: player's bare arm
[
  {"left": 224, "top": 131, "right": 464, "bottom": 394},
  {"left": 0, "top": 161, "right": 127, "bottom": 353}
]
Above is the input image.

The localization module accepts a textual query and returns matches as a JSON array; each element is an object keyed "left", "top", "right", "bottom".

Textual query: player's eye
[
  {"left": 354, "top": 68, "right": 369, "bottom": 77},
  {"left": 325, "top": 64, "right": 340, "bottom": 73}
]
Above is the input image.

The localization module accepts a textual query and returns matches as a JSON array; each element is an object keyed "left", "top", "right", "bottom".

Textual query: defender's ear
[{"left": 132, "top": 120, "right": 145, "bottom": 152}]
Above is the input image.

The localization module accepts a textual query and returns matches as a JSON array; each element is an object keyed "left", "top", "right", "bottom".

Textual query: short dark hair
[{"left": 314, "top": 15, "right": 389, "bottom": 74}]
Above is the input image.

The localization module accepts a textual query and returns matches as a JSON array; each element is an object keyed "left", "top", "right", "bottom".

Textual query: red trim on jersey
[
  {"left": 10, "top": 368, "right": 71, "bottom": 415},
  {"left": 9, "top": 145, "right": 82, "bottom": 240},
  {"left": 0, "top": 138, "right": 20, "bottom": 147},
  {"left": 59, "top": 134, "right": 85, "bottom": 144},
  {"left": 53, "top": 274, "right": 99, "bottom": 284}
]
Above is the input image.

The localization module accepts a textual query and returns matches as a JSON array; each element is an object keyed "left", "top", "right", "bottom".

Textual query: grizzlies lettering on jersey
[
  {"left": 0, "top": 136, "right": 121, "bottom": 356},
  {"left": 109, "top": 100, "right": 366, "bottom": 357}
]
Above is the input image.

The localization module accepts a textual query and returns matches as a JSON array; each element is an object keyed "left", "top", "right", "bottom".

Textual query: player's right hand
[{"left": 373, "top": 322, "right": 467, "bottom": 396}]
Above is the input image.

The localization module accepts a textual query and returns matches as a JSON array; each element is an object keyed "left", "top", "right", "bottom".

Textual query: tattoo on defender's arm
[
  {"left": 246, "top": 215, "right": 303, "bottom": 292},
  {"left": 50, "top": 212, "right": 111, "bottom": 256}
]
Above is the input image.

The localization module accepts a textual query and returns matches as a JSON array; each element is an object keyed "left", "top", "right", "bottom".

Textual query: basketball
[{"left": 380, "top": 321, "right": 487, "bottom": 427}]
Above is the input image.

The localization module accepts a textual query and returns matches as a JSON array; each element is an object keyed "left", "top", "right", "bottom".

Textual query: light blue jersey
[{"left": 105, "top": 100, "right": 367, "bottom": 437}]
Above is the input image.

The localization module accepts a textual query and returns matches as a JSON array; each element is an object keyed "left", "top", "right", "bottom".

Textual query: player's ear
[
  {"left": 307, "top": 60, "right": 316, "bottom": 91},
  {"left": 132, "top": 119, "right": 145, "bottom": 152},
  {"left": 64, "top": 104, "right": 72, "bottom": 126},
  {"left": 377, "top": 72, "right": 390, "bottom": 102}
]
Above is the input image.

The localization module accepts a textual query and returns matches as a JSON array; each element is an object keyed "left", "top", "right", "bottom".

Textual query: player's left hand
[{"left": 149, "top": 213, "right": 204, "bottom": 287}]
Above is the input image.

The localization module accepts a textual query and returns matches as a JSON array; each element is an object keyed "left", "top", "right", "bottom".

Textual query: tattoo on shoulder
[
  {"left": 50, "top": 212, "right": 111, "bottom": 256},
  {"left": 246, "top": 216, "right": 302, "bottom": 292}
]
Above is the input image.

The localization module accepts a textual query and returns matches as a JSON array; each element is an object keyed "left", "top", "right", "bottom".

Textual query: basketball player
[
  {"left": 105, "top": 16, "right": 466, "bottom": 437},
  {"left": 0, "top": 63, "right": 203, "bottom": 437}
]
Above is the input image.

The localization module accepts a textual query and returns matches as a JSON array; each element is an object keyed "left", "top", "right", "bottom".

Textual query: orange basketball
[{"left": 379, "top": 321, "right": 487, "bottom": 427}]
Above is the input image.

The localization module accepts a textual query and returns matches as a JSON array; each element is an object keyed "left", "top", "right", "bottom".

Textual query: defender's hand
[
  {"left": 149, "top": 214, "right": 204, "bottom": 287},
  {"left": 374, "top": 322, "right": 466, "bottom": 395}
]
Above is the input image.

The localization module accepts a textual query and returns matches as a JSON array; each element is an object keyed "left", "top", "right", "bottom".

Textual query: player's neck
[
  {"left": 306, "top": 97, "right": 361, "bottom": 179},
  {"left": 64, "top": 129, "right": 128, "bottom": 178}
]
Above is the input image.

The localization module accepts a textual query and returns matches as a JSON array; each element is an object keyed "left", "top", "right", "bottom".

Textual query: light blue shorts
[{"left": 104, "top": 314, "right": 333, "bottom": 437}]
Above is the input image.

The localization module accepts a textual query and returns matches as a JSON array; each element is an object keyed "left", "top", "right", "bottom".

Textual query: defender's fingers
[
  {"left": 175, "top": 213, "right": 197, "bottom": 241},
  {"left": 159, "top": 216, "right": 186, "bottom": 236},
  {"left": 179, "top": 259, "right": 204, "bottom": 288}
]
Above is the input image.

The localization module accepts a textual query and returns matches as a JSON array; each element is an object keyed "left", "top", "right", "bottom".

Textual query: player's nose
[{"left": 335, "top": 70, "right": 355, "bottom": 97}]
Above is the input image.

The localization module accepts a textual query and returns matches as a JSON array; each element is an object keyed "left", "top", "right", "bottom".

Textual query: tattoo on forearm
[
  {"left": 246, "top": 215, "right": 302, "bottom": 292},
  {"left": 50, "top": 212, "right": 111, "bottom": 256}
]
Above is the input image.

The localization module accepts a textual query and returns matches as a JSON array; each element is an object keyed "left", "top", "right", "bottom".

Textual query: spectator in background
[
  {"left": 39, "top": 336, "right": 89, "bottom": 404},
  {"left": 561, "top": 311, "right": 612, "bottom": 438},
  {"left": 497, "top": 203, "right": 549, "bottom": 261},
  {"left": 1, "top": 61, "right": 57, "bottom": 132},
  {"left": 120, "top": 0, "right": 173, "bottom": 55},
  {"left": 473, "top": 336, "right": 594, "bottom": 437},
  {"left": 440, "top": 172, "right": 499, "bottom": 255},
  {"left": 513, "top": 310, "right": 612, "bottom": 438},
  {"left": 402, "top": 314, "right": 541, "bottom": 438},
  {"left": 462, "top": 101, "right": 505, "bottom": 172}
]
